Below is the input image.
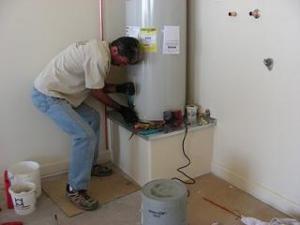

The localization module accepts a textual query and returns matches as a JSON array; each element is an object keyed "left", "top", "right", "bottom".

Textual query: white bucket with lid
[
  {"left": 9, "top": 181, "right": 36, "bottom": 215},
  {"left": 8, "top": 161, "right": 41, "bottom": 197},
  {"left": 141, "top": 179, "right": 188, "bottom": 225}
]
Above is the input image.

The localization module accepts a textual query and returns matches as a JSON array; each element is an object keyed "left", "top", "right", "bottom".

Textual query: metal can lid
[{"left": 142, "top": 179, "right": 187, "bottom": 201}]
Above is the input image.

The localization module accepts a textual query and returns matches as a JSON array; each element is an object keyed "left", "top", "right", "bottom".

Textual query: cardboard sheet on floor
[
  {"left": 186, "top": 175, "right": 287, "bottom": 225},
  {"left": 42, "top": 168, "right": 140, "bottom": 217}
]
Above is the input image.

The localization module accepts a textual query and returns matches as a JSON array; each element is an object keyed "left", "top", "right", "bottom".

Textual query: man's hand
[
  {"left": 119, "top": 106, "right": 139, "bottom": 124},
  {"left": 116, "top": 82, "right": 135, "bottom": 96}
]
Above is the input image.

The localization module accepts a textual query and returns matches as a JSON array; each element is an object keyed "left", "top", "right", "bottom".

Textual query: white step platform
[{"left": 108, "top": 112, "right": 216, "bottom": 186}]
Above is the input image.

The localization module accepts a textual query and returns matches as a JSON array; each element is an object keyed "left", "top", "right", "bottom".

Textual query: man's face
[
  {"left": 110, "top": 46, "right": 129, "bottom": 66},
  {"left": 112, "top": 55, "right": 129, "bottom": 66}
]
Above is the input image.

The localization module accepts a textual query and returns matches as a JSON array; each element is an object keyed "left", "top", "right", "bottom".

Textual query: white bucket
[
  {"left": 9, "top": 182, "right": 36, "bottom": 215},
  {"left": 8, "top": 161, "right": 41, "bottom": 197},
  {"left": 141, "top": 179, "right": 188, "bottom": 225}
]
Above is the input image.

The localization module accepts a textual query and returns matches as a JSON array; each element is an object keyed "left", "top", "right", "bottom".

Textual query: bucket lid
[
  {"left": 8, "top": 161, "right": 40, "bottom": 175},
  {"left": 142, "top": 179, "right": 187, "bottom": 201}
]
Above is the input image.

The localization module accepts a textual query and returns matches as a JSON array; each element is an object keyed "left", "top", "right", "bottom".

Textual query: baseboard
[
  {"left": 40, "top": 159, "right": 69, "bottom": 178},
  {"left": 0, "top": 151, "right": 111, "bottom": 189},
  {"left": 41, "top": 151, "right": 111, "bottom": 178},
  {"left": 212, "top": 161, "right": 300, "bottom": 219}
]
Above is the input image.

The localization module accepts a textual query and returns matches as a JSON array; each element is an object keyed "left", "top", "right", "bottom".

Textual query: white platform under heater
[{"left": 108, "top": 114, "right": 216, "bottom": 186}]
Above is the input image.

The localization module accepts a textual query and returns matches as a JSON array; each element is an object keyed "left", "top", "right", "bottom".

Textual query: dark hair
[{"left": 111, "top": 37, "right": 140, "bottom": 64}]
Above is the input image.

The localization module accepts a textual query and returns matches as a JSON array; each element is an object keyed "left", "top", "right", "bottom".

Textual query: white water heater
[{"left": 125, "top": 0, "right": 187, "bottom": 121}]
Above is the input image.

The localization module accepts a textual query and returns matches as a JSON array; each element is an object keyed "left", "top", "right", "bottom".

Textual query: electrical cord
[{"left": 172, "top": 119, "right": 196, "bottom": 185}]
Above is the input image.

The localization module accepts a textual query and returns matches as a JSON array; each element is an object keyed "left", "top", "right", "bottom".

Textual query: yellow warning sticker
[{"left": 140, "top": 28, "right": 157, "bottom": 53}]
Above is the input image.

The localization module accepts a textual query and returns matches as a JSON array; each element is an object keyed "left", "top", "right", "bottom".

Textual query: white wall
[
  {"left": 2, "top": 0, "right": 300, "bottom": 218},
  {"left": 189, "top": 0, "right": 300, "bottom": 217},
  {"left": 0, "top": 0, "right": 109, "bottom": 182},
  {"left": 101, "top": 0, "right": 128, "bottom": 94}
]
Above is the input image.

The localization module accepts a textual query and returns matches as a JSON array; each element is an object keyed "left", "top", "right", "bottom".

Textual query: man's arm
[
  {"left": 90, "top": 87, "right": 139, "bottom": 124},
  {"left": 102, "top": 83, "right": 117, "bottom": 93},
  {"left": 90, "top": 89, "right": 121, "bottom": 111},
  {"left": 103, "top": 82, "right": 135, "bottom": 96}
]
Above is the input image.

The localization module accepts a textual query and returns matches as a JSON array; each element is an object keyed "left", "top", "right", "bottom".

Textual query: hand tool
[
  {"left": 1, "top": 222, "right": 23, "bottom": 225},
  {"left": 4, "top": 170, "right": 14, "bottom": 209}
]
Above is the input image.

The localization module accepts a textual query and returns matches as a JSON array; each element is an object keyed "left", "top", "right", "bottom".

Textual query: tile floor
[{"left": 0, "top": 174, "right": 287, "bottom": 225}]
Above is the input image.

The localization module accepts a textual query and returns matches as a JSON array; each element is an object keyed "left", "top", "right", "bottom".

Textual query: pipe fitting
[
  {"left": 228, "top": 11, "right": 238, "bottom": 17},
  {"left": 249, "top": 9, "right": 261, "bottom": 19}
]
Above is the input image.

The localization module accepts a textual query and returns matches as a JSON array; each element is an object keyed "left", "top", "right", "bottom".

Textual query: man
[{"left": 31, "top": 37, "right": 140, "bottom": 210}]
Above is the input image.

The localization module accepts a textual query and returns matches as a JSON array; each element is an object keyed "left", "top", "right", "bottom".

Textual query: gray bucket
[{"left": 141, "top": 179, "right": 188, "bottom": 225}]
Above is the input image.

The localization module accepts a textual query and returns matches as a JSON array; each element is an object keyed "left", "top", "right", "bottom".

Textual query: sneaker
[
  {"left": 66, "top": 185, "right": 99, "bottom": 211},
  {"left": 91, "top": 165, "right": 113, "bottom": 177}
]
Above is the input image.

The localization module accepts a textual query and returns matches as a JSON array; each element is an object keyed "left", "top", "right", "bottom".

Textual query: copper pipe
[
  {"left": 228, "top": 11, "right": 238, "bottom": 17},
  {"left": 249, "top": 9, "right": 261, "bottom": 19},
  {"left": 203, "top": 197, "right": 241, "bottom": 219},
  {"left": 99, "top": 0, "right": 109, "bottom": 150}
]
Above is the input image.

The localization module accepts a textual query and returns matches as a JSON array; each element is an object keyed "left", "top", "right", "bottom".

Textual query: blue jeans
[{"left": 31, "top": 88, "right": 100, "bottom": 190}]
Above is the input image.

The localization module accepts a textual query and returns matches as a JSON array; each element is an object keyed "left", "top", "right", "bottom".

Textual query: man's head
[{"left": 110, "top": 37, "right": 140, "bottom": 66}]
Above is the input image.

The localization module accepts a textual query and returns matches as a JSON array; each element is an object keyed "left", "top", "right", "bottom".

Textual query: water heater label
[
  {"left": 140, "top": 28, "right": 158, "bottom": 53},
  {"left": 163, "top": 26, "right": 180, "bottom": 54},
  {"left": 125, "top": 26, "right": 140, "bottom": 39}
]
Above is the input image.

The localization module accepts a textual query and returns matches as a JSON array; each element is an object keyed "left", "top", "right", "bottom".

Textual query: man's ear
[{"left": 110, "top": 46, "right": 118, "bottom": 56}]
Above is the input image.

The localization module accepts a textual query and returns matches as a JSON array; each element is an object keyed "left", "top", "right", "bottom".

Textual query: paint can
[
  {"left": 141, "top": 179, "right": 188, "bottom": 225},
  {"left": 8, "top": 161, "right": 41, "bottom": 197},
  {"left": 9, "top": 181, "right": 36, "bottom": 215},
  {"left": 186, "top": 105, "right": 198, "bottom": 124}
]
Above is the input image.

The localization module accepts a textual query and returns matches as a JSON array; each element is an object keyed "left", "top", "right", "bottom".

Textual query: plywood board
[{"left": 42, "top": 168, "right": 140, "bottom": 217}]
